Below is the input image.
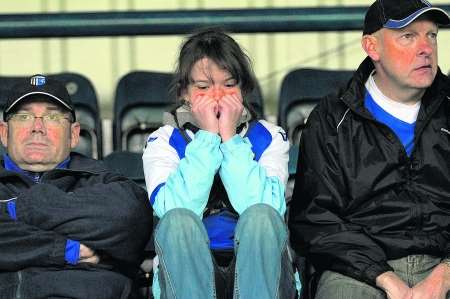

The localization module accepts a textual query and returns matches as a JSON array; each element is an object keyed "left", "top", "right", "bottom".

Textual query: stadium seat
[
  {"left": 0, "top": 88, "right": 6, "bottom": 156},
  {"left": 48, "top": 73, "right": 102, "bottom": 159},
  {"left": 285, "top": 144, "right": 299, "bottom": 205},
  {"left": 103, "top": 150, "right": 146, "bottom": 188},
  {"left": 103, "top": 150, "right": 156, "bottom": 298},
  {"left": 0, "top": 73, "right": 102, "bottom": 159},
  {"left": 113, "top": 70, "right": 266, "bottom": 153},
  {"left": 277, "top": 68, "right": 353, "bottom": 145},
  {"left": 113, "top": 71, "right": 176, "bottom": 153},
  {"left": 247, "top": 82, "right": 265, "bottom": 119}
]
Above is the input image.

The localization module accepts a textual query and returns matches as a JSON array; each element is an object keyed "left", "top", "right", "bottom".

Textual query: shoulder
[
  {"left": 244, "top": 119, "right": 285, "bottom": 139},
  {"left": 144, "top": 125, "right": 187, "bottom": 151},
  {"left": 243, "top": 120, "right": 288, "bottom": 161},
  {"left": 69, "top": 153, "right": 108, "bottom": 173},
  {"left": 145, "top": 125, "right": 176, "bottom": 144},
  {"left": 306, "top": 86, "right": 356, "bottom": 137},
  {"left": 144, "top": 125, "right": 191, "bottom": 160}
]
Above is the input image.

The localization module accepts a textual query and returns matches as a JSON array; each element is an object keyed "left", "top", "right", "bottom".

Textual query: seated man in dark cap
[
  {"left": 289, "top": 0, "right": 450, "bottom": 298},
  {"left": 0, "top": 75, "right": 152, "bottom": 298}
]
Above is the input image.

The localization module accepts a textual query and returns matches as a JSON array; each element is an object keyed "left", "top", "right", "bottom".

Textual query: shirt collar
[{"left": 3, "top": 153, "right": 71, "bottom": 181}]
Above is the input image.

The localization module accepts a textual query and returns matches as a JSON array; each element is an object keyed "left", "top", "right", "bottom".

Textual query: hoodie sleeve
[
  {"left": 143, "top": 126, "right": 223, "bottom": 217},
  {"left": 219, "top": 121, "right": 289, "bottom": 216}
]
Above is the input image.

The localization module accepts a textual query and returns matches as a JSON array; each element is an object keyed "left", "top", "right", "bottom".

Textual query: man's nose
[
  {"left": 418, "top": 36, "right": 434, "bottom": 56},
  {"left": 31, "top": 116, "right": 46, "bottom": 132}
]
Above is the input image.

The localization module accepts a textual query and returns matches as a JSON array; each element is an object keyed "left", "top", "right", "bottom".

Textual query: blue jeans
[{"left": 154, "top": 204, "right": 296, "bottom": 299}]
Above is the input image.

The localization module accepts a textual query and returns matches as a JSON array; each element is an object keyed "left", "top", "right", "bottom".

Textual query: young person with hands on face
[{"left": 143, "top": 29, "right": 295, "bottom": 299}]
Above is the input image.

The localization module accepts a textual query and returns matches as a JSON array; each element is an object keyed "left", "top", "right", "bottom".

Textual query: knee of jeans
[
  {"left": 237, "top": 203, "right": 286, "bottom": 236},
  {"left": 155, "top": 208, "right": 206, "bottom": 242}
]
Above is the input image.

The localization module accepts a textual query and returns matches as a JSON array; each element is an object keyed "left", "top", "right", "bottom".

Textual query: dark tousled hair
[{"left": 172, "top": 28, "right": 257, "bottom": 114}]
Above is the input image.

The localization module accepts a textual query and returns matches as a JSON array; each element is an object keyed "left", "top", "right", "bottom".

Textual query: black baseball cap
[
  {"left": 3, "top": 74, "right": 76, "bottom": 121},
  {"left": 363, "top": 0, "right": 450, "bottom": 35}
]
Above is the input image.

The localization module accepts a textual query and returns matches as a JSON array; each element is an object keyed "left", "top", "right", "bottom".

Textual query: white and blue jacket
[{"left": 143, "top": 112, "right": 289, "bottom": 250}]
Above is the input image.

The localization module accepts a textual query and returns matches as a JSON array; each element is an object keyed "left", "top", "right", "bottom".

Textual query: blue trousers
[{"left": 154, "top": 204, "right": 296, "bottom": 299}]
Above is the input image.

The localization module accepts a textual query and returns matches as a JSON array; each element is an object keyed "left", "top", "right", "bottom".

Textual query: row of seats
[
  {"left": 0, "top": 69, "right": 353, "bottom": 160},
  {"left": 0, "top": 71, "right": 266, "bottom": 159}
]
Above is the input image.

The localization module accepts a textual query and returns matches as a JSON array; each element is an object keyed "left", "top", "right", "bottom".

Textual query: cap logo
[{"left": 30, "top": 75, "right": 46, "bottom": 86}]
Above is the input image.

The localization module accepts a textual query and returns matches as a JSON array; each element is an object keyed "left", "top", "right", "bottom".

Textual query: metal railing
[{"left": 0, "top": 6, "right": 448, "bottom": 38}]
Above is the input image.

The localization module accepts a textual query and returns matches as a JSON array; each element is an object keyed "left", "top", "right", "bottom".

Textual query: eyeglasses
[{"left": 7, "top": 112, "right": 71, "bottom": 126}]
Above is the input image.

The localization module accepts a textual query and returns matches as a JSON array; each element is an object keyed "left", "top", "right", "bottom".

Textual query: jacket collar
[
  {"left": 340, "top": 57, "right": 375, "bottom": 118},
  {"left": 0, "top": 152, "right": 107, "bottom": 181},
  {"left": 341, "top": 56, "right": 450, "bottom": 120},
  {"left": 2, "top": 153, "right": 70, "bottom": 182}
]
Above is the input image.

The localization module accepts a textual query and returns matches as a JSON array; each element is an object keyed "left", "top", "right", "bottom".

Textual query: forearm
[
  {"left": 14, "top": 181, "right": 152, "bottom": 264},
  {"left": 0, "top": 218, "right": 67, "bottom": 270},
  {"left": 433, "top": 262, "right": 450, "bottom": 291},
  {"left": 441, "top": 258, "right": 450, "bottom": 291},
  {"left": 289, "top": 188, "right": 391, "bottom": 286},
  {"left": 148, "top": 130, "right": 223, "bottom": 217},
  {"left": 376, "top": 271, "right": 414, "bottom": 299},
  {"left": 219, "top": 134, "right": 287, "bottom": 215}
]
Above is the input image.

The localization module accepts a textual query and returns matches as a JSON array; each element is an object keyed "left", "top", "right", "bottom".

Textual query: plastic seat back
[
  {"left": 278, "top": 68, "right": 353, "bottom": 144},
  {"left": 113, "top": 71, "right": 176, "bottom": 153},
  {"left": 48, "top": 73, "right": 102, "bottom": 159}
]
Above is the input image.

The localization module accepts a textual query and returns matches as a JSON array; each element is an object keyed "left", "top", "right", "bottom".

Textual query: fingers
[
  {"left": 218, "top": 93, "right": 244, "bottom": 141},
  {"left": 79, "top": 243, "right": 94, "bottom": 258},
  {"left": 78, "top": 243, "right": 100, "bottom": 264},
  {"left": 191, "top": 95, "right": 219, "bottom": 133},
  {"left": 78, "top": 254, "right": 100, "bottom": 264},
  {"left": 188, "top": 89, "right": 244, "bottom": 138},
  {"left": 219, "top": 93, "right": 244, "bottom": 118}
]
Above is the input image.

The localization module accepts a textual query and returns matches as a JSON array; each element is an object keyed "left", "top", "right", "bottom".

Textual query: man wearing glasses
[{"left": 0, "top": 75, "right": 152, "bottom": 298}]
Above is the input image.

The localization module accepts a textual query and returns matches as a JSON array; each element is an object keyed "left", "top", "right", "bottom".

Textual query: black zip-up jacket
[
  {"left": 0, "top": 153, "right": 153, "bottom": 299},
  {"left": 289, "top": 57, "right": 450, "bottom": 286}
]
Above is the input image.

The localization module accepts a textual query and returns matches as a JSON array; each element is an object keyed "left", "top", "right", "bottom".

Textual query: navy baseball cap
[
  {"left": 4, "top": 74, "right": 76, "bottom": 121},
  {"left": 363, "top": 0, "right": 450, "bottom": 35}
]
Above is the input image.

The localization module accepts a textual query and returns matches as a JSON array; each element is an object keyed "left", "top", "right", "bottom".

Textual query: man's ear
[
  {"left": 70, "top": 122, "right": 81, "bottom": 149},
  {"left": 0, "top": 121, "right": 8, "bottom": 148},
  {"left": 361, "top": 34, "right": 381, "bottom": 61}
]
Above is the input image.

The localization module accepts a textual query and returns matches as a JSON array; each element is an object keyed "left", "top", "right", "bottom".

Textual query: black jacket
[
  {"left": 0, "top": 153, "right": 153, "bottom": 299},
  {"left": 288, "top": 57, "right": 450, "bottom": 286}
]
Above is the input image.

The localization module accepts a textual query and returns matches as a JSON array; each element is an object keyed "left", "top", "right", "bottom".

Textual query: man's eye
[
  {"left": 429, "top": 32, "right": 437, "bottom": 39},
  {"left": 17, "top": 114, "right": 32, "bottom": 120},
  {"left": 402, "top": 33, "right": 413, "bottom": 39},
  {"left": 46, "top": 114, "right": 60, "bottom": 121}
]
